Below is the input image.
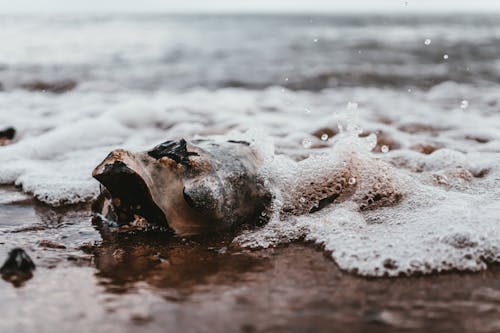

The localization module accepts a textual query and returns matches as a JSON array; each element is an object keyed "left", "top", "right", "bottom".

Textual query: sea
[{"left": 1, "top": 14, "right": 500, "bottom": 277}]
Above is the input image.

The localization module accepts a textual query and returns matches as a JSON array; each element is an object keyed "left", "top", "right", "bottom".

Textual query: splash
[
  {"left": 235, "top": 107, "right": 500, "bottom": 277},
  {"left": 1, "top": 85, "right": 500, "bottom": 277}
]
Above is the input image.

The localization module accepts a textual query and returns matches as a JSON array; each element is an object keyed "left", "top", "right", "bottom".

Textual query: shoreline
[{"left": 2, "top": 186, "right": 500, "bottom": 332}]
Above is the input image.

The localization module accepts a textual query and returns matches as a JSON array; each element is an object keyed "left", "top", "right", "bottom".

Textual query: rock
[
  {"left": 92, "top": 139, "right": 272, "bottom": 236},
  {"left": 92, "top": 137, "right": 404, "bottom": 236},
  {"left": 0, "top": 127, "right": 15, "bottom": 146},
  {"left": 312, "top": 127, "right": 338, "bottom": 140},
  {"left": 1, "top": 248, "right": 36, "bottom": 286},
  {"left": 20, "top": 79, "right": 77, "bottom": 93},
  {"left": 38, "top": 240, "right": 66, "bottom": 249}
]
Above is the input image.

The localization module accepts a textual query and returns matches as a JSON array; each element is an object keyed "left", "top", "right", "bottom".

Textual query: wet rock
[
  {"left": 20, "top": 79, "right": 77, "bottom": 94},
  {"left": 442, "top": 233, "right": 478, "bottom": 249},
  {"left": 312, "top": 127, "right": 338, "bottom": 140},
  {"left": 377, "top": 116, "right": 393, "bottom": 125},
  {"left": 0, "top": 126, "right": 15, "bottom": 146},
  {"left": 465, "top": 135, "right": 490, "bottom": 144},
  {"left": 411, "top": 144, "right": 441, "bottom": 155},
  {"left": 383, "top": 258, "right": 398, "bottom": 270},
  {"left": 78, "top": 242, "right": 96, "bottom": 254},
  {"left": 473, "top": 168, "right": 490, "bottom": 178},
  {"left": 398, "top": 123, "right": 447, "bottom": 135},
  {"left": 92, "top": 139, "right": 272, "bottom": 236},
  {"left": 1, "top": 248, "right": 36, "bottom": 286}
]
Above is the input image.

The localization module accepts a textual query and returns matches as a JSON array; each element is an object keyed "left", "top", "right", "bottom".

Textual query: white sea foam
[
  {"left": 3, "top": 10, "right": 500, "bottom": 279},
  {"left": 237, "top": 134, "right": 500, "bottom": 276},
  {"left": 2, "top": 85, "right": 499, "bottom": 277},
  {"left": 1, "top": 82, "right": 500, "bottom": 276}
]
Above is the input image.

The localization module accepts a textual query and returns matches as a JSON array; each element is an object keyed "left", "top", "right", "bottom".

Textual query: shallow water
[{"left": 3, "top": 187, "right": 500, "bottom": 332}]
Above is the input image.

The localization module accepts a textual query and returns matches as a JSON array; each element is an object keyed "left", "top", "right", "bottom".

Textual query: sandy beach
[
  {"left": 2, "top": 13, "right": 500, "bottom": 332},
  {"left": 2, "top": 185, "right": 500, "bottom": 332}
]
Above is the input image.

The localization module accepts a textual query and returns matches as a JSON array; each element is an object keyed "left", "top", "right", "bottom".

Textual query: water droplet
[
  {"left": 460, "top": 100, "right": 469, "bottom": 109},
  {"left": 299, "top": 197, "right": 306, "bottom": 203},
  {"left": 381, "top": 145, "right": 389, "bottom": 153},
  {"left": 424, "top": 38, "right": 431, "bottom": 45},
  {"left": 302, "top": 138, "right": 312, "bottom": 148},
  {"left": 321, "top": 133, "right": 329, "bottom": 141},
  {"left": 260, "top": 211, "right": 267, "bottom": 217},
  {"left": 348, "top": 177, "right": 357, "bottom": 185},
  {"left": 443, "top": 54, "right": 449, "bottom": 60},
  {"left": 313, "top": 38, "right": 319, "bottom": 43},
  {"left": 284, "top": 77, "right": 289, "bottom": 82},
  {"left": 407, "top": 88, "right": 412, "bottom": 93},
  {"left": 346, "top": 101, "right": 358, "bottom": 110}
]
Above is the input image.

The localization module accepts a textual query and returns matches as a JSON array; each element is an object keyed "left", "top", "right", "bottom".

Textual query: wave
[{"left": 1, "top": 84, "right": 500, "bottom": 276}]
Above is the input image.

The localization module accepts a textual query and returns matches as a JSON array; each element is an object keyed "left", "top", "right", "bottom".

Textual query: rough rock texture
[{"left": 92, "top": 139, "right": 272, "bottom": 236}]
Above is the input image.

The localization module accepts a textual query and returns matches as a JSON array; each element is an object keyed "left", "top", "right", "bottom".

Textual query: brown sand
[{"left": 1, "top": 186, "right": 500, "bottom": 333}]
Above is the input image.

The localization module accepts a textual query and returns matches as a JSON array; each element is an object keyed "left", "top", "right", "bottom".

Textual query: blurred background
[{"left": 0, "top": 0, "right": 499, "bottom": 93}]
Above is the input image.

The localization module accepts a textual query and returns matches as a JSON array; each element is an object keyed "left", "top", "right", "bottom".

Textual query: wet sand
[{"left": 1, "top": 186, "right": 500, "bottom": 333}]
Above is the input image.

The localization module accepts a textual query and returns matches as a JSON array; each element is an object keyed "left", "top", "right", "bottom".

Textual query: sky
[{"left": 0, "top": 0, "right": 499, "bottom": 14}]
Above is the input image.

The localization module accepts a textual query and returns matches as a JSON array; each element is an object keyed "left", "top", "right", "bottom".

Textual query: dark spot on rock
[
  {"left": 20, "top": 79, "right": 77, "bottom": 94},
  {"left": 147, "top": 139, "right": 199, "bottom": 166}
]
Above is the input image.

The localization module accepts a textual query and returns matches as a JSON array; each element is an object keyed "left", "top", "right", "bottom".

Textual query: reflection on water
[
  {"left": 93, "top": 229, "right": 269, "bottom": 295},
  {"left": 3, "top": 186, "right": 500, "bottom": 332},
  {"left": 0, "top": 186, "right": 269, "bottom": 295}
]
